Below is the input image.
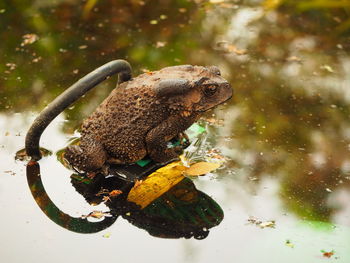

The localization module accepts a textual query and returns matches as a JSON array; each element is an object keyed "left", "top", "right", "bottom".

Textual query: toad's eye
[{"left": 203, "top": 85, "right": 218, "bottom": 97}]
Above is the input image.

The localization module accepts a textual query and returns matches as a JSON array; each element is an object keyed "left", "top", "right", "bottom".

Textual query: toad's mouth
[{"left": 194, "top": 94, "right": 233, "bottom": 113}]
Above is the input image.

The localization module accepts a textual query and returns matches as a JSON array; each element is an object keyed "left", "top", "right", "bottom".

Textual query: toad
[
  {"left": 64, "top": 65, "right": 232, "bottom": 172},
  {"left": 24, "top": 60, "right": 232, "bottom": 172}
]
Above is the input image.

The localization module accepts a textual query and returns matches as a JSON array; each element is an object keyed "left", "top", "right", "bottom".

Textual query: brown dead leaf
[
  {"left": 82, "top": 211, "right": 108, "bottom": 219},
  {"left": 155, "top": 41, "right": 166, "bottom": 48},
  {"left": 21, "top": 34, "right": 39, "bottom": 46},
  {"left": 259, "top": 221, "right": 275, "bottom": 228},
  {"left": 4, "top": 170, "right": 16, "bottom": 176},
  {"left": 32, "top": 56, "right": 42, "bottom": 63},
  {"left": 201, "top": 116, "right": 224, "bottom": 126},
  {"left": 184, "top": 162, "right": 221, "bottom": 176},
  {"left": 206, "top": 148, "right": 225, "bottom": 160},
  {"left": 109, "top": 189, "right": 123, "bottom": 196},
  {"left": 226, "top": 44, "right": 247, "bottom": 55},
  {"left": 321, "top": 250, "right": 334, "bottom": 258},
  {"left": 215, "top": 41, "right": 247, "bottom": 55},
  {"left": 247, "top": 216, "right": 276, "bottom": 229},
  {"left": 286, "top": 56, "right": 302, "bottom": 62},
  {"left": 96, "top": 188, "right": 109, "bottom": 196},
  {"left": 89, "top": 211, "right": 105, "bottom": 218},
  {"left": 6, "top": 63, "right": 16, "bottom": 70}
]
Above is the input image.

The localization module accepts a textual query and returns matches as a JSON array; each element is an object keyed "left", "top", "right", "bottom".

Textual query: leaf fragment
[
  {"left": 247, "top": 216, "right": 276, "bottom": 229},
  {"left": 82, "top": 210, "right": 110, "bottom": 219},
  {"left": 259, "top": 221, "right": 275, "bottom": 228},
  {"left": 321, "top": 64, "right": 335, "bottom": 73},
  {"left": 109, "top": 189, "right": 123, "bottom": 196},
  {"left": 321, "top": 250, "right": 334, "bottom": 258},
  {"left": 102, "top": 233, "right": 111, "bottom": 238},
  {"left": 184, "top": 162, "right": 221, "bottom": 176},
  {"left": 102, "top": 196, "right": 111, "bottom": 202},
  {"left": 21, "top": 34, "right": 39, "bottom": 46},
  {"left": 4, "top": 170, "right": 16, "bottom": 176},
  {"left": 286, "top": 56, "right": 302, "bottom": 62},
  {"left": 155, "top": 41, "right": 166, "bottom": 48},
  {"left": 285, "top": 239, "right": 294, "bottom": 248}
]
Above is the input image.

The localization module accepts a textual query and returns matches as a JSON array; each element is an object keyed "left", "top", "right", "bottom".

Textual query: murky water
[{"left": 1, "top": 1, "right": 350, "bottom": 262}]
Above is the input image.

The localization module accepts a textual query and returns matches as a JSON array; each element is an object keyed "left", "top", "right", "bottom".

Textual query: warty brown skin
[{"left": 64, "top": 65, "right": 233, "bottom": 172}]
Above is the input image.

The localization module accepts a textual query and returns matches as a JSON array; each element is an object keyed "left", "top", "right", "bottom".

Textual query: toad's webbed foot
[{"left": 64, "top": 140, "right": 107, "bottom": 172}]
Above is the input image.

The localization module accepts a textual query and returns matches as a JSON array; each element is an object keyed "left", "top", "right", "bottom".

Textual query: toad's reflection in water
[{"left": 26, "top": 160, "right": 223, "bottom": 239}]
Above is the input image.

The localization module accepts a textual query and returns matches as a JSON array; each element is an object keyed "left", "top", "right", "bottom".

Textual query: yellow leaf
[
  {"left": 127, "top": 161, "right": 187, "bottom": 209},
  {"left": 184, "top": 162, "right": 221, "bottom": 176}
]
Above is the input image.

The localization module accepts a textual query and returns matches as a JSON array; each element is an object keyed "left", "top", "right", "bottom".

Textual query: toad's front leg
[{"left": 145, "top": 114, "right": 198, "bottom": 163}]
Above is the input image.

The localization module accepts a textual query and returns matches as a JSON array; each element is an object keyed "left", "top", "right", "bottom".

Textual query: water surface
[{"left": 1, "top": 1, "right": 350, "bottom": 262}]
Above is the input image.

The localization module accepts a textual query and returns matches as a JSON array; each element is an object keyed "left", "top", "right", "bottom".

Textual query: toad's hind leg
[
  {"left": 105, "top": 143, "right": 147, "bottom": 164},
  {"left": 64, "top": 139, "right": 107, "bottom": 172}
]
